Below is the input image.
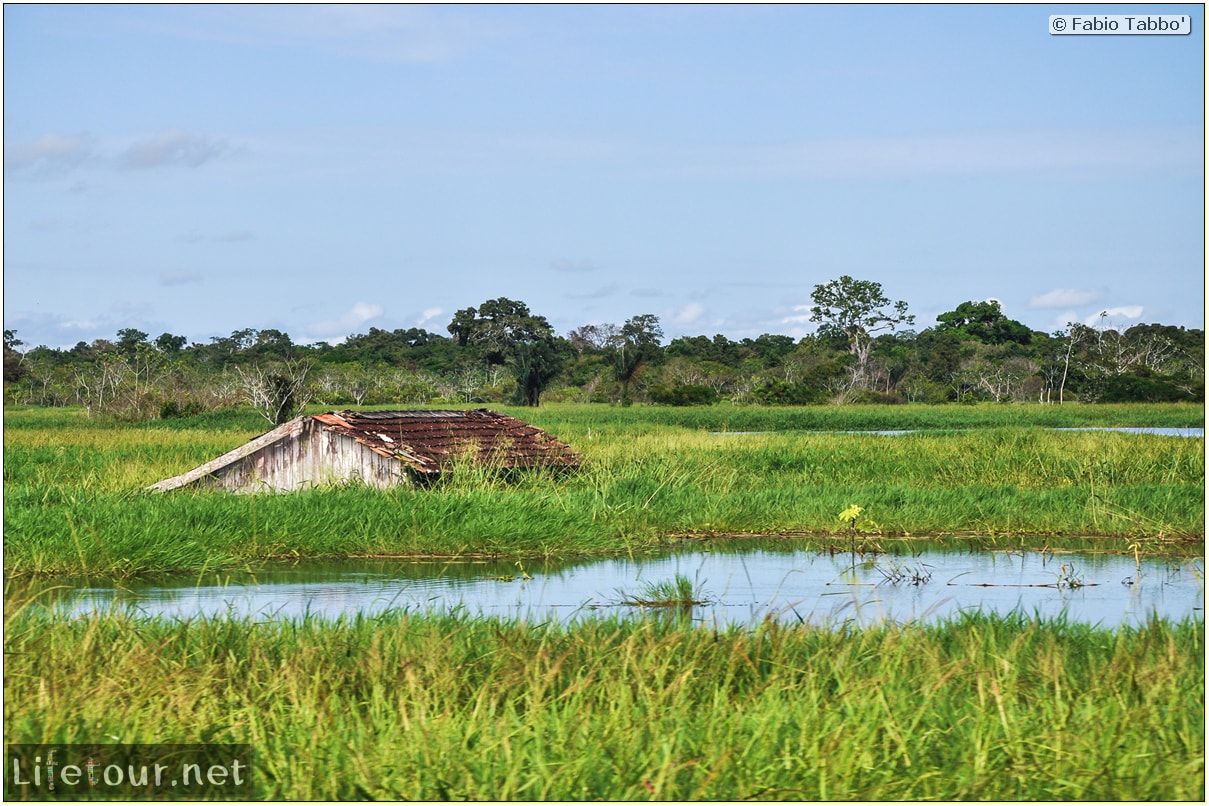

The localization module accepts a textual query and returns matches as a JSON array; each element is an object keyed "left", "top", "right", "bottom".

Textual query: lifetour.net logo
[{"left": 5, "top": 744, "right": 253, "bottom": 801}]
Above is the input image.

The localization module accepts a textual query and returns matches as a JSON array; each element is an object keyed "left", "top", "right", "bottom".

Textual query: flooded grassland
[
  {"left": 4, "top": 403, "right": 1204, "bottom": 577},
  {"left": 3, "top": 404, "right": 1204, "bottom": 800}
]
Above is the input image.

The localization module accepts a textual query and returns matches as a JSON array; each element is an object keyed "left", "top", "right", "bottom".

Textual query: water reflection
[{"left": 30, "top": 543, "right": 1205, "bottom": 629}]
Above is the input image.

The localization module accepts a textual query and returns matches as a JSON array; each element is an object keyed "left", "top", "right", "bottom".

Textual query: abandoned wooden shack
[{"left": 145, "top": 409, "right": 583, "bottom": 493}]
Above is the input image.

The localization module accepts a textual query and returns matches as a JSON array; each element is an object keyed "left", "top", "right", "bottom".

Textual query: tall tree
[
  {"left": 154, "top": 332, "right": 188, "bottom": 354},
  {"left": 115, "top": 328, "right": 150, "bottom": 358},
  {"left": 510, "top": 337, "right": 567, "bottom": 407},
  {"left": 450, "top": 298, "right": 539, "bottom": 360},
  {"left": 567, "top": 323, "right": 619, "bottom": 354},
  {"left": 935, "top": 300, "right": 1033, "bottom": 345},
  {"left": 607, "top": 314, "right": 664, "bottom": 405},
  {"left": 448, "top": 298, "right": 565, "bottom": 406},
  {"left": 3, "top": 329, "right": 25, "bottom": 385},
  {"left": 809, "top": 275, "right": 914, "bottom": 391}
]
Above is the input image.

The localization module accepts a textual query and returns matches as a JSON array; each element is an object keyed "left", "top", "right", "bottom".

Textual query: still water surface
[
  {"left": 45, "top": 542, "right": 1204, "bottom": 629},
  {"left": 714, "top": 427, "right": 1205, "bottom": 438}
]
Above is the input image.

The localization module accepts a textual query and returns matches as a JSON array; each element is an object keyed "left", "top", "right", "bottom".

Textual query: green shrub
[{"left": 649, "top": 384, "right": 719, "bottom": 406}]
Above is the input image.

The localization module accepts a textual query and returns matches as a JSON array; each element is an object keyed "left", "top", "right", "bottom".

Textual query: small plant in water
[
  {"left": 1056, "top": 562, "right": 1085, "bottom": 589},
  {"left": 876, "top": 562, "right": 934, "bottom": 586},
  {"left": 836, "top": 504, "right": 882, "bottom": 563},
  {"left": 838, "top": 504, "right": 882, "bottom": 537},
  {"left": 1125, "top": 537, "right": 1150, "bottom": 581},
  {"left": 619, "top": 574, "right": 709, "bottom": 608},
  {"left": 492, "top": 561, "right": 534, "bottom": 583},
  {"left": 838, "top": 503, "right": 864, "bottom": 537}
]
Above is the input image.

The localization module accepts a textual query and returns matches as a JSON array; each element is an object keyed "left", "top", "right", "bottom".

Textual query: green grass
[
  {"left": 619, "top": 572, "right": 708, "bottom": 608},
  {"left": 516, "top": 400, "right": 1205, "bottom": 434},
  {"left": 4, "top": 601, "right": 1202, "bottom": 801},
  {"left": 3, "top": 403, "right": 1204, "bottom": 576},
  {"left": 5, "top": 403, "right": 1204, "bottom": 800}
]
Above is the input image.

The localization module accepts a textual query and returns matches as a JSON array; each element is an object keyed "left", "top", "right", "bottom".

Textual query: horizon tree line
[{"left": 5, "top": 277, "right": 1203, "bottom": 423}]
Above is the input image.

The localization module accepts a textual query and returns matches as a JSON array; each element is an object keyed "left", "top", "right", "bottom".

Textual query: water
[
  {"left": 714, "top": 427, "right": 1205, "bottom": 438},
  {"left": 34, "top": 543, "right": 1204, "bottom": 629},
  {"left": 1050, "top": 427, "right": 1205, "bottom": 437}
]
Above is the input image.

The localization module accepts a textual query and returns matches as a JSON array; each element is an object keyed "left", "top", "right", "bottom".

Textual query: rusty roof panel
[
  {"left": 145, "top": 409, "right": 582, "bottom": 493},
  {"left": 316, "top": 409, "right": 582, "bottom": 475}
]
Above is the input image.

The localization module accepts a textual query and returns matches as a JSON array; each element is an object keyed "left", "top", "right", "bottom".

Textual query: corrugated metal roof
[{"left": 311, "top": 409, "right": 582, "bottom": 476}]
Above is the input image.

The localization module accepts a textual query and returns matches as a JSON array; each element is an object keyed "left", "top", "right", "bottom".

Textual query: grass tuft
[{"left": 619, "top": 573, "right": 710, "bottom": 608}]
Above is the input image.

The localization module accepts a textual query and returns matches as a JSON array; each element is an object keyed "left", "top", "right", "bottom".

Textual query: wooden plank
[{"left": 143, "top": 418, "right": 304, "bottom": 492}]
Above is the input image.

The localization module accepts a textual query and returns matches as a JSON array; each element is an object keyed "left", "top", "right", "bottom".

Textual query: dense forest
[{"left": 4, "top": 276, "right": 1203, "bottom": 424}]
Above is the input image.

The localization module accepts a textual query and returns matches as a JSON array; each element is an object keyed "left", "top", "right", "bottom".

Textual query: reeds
[
  {"left": 618, "top": 573, "right": 708, "bottom": 608},
  {"left": 4, "top": 404, "right": 1203, "bottom": 577},
  {"left": 4, "top": 600, "right": 1202, "bottom": 801}
]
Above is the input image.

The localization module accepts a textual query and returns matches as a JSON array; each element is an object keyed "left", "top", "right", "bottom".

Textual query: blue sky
[{"left": 4, "top": 3, "right": 1204, "bottom": 350}]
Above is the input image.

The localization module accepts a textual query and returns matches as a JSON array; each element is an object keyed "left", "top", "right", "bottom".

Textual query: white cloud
[
  {"left": 306, "top": 301, "right": 385, "bottom": 340},
  {"left": 780, "top": 304, "right": 813, "bottom": 327},
  {"left": 120, "top": 129, "right": 230, "bottom": 169},
  {"left": 2, "top": 310, "right": 188, "bottom": 351},
  {"left": 1047, "top": 310, "right": 1082, "bottom": 332},
  {"left": 665, "top": 302, "right": 706, "bottom": 325},
  {"left": 4, "top": 132, "right": 93, "bottom": 174},
  {"left": 1029, "top": 288, "right": 1105, "bottom": 308},
  {"left": 416, "top": 307, "right": 444, "bottom": 328},
  {"left": 1085, "top": 306, "right": 1144, "bottom": 326},
  {"left": 5, "top": 129, "right": 235, "bottom": 176},
  {"left": 349, "top": 302, "right": 384, "bottom": 323}
]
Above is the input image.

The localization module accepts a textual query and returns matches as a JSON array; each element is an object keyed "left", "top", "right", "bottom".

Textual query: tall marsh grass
[
  {"left": 511, "top": 400, "right": 1205, "bottom": 436},
  {"left": 4, "top": 404, "right": 1203, "bottom": 576},
  {"left": 4, "top": 601, "right": 1202, "bottom": 801}
]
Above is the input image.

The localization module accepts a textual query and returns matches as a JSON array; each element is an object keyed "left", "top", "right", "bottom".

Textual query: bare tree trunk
[{"left": 235, "top": 359, "right": 314, "bottom": 425}]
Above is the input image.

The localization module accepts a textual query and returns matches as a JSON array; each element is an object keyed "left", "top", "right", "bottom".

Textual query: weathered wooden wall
[{"left": 186, "top": 419, "right": 412, "bottom": 493}]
